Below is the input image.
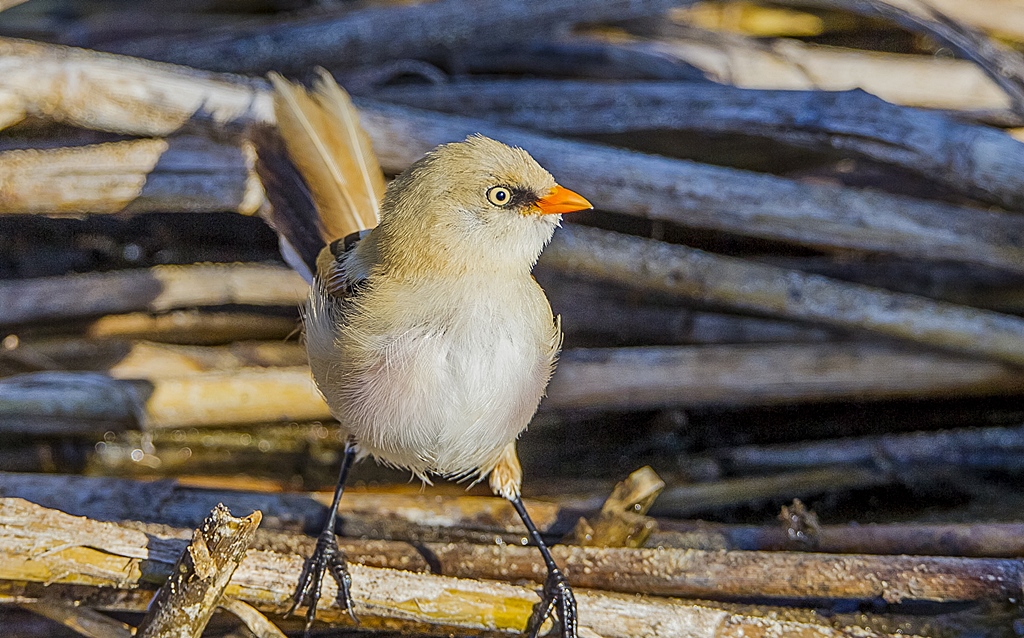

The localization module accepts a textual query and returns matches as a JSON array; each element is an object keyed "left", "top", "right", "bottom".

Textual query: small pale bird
[{"left": 253, "top": 70, "right": 592, "bottom": 638}]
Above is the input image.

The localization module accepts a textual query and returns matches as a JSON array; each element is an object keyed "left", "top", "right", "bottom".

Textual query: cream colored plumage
[
  {"left": 306, "top": 134, "right": 564, "bottom": 490},
  {"left": 254, "top": 71, "right": 590, "bottom": 638}
]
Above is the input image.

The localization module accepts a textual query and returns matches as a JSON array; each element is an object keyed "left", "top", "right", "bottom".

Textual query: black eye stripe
[
  {"left": 508, "top": 188, "right": 538, "bottom": 208},
  {"left": 487, "top": 186, "right": 538, "bottom": 208}
]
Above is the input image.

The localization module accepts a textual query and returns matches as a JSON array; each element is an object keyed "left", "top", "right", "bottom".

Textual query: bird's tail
[{"left": 250, "top": 69, "right": 385, "bottom": 282}]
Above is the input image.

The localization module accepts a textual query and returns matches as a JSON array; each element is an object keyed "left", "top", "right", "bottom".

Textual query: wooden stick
[
  {"left": 699, "top": 423, "right": 1024, "bottom": 473},
  {"left": 0, "top": 367, "right": 330, "bottom": 431},
  {"left": 786, "top": 0, "right": 1024, "bottom": 116},
  {"left": 143, "top": 367, "right": 329, "bottom": 428},
  {"left": 0, "top": 38, "right": 272, "bottom": 135},
  {"left": 444, "top": 37, "right": 707, "bottom": 82},
  {"left": 18, "top": 602, "right": 132, "bottom": 638},
  {"left": 400, "top": 542, "right": 1024, "bottom": 605},
  {"left": 542, "top": 272, "right": 843, "bottom": 344},
  {"left": 660, "top": 519, "right": 1024, "bottom": 558},
  {"left": 108, "top": 0, "right": 684, "bottom": 73},
  {"left": 609, "top": 27, "right": 1011, "bottom": 112},
  {"left": 649, "top": 467, "right": 893, "bottom": 517},
  {"left": 879, "top": 0, "right": 1024, "bottom": 43},
  {"left": 2, "top": 499, "right": 914, "bottom": 638},
  {"left": 219, "top": 599, "right": 287, "bottom": 638},
  {"left": 0, "top": 263, "right": 834, "bottom": 347},
  {"left": 687, "top": 0, "right": 1024, "bottom": 43},
  {"left": 374, "top": 79, "right": 1024, "bottom": 211},
  {"left": 0, "top": 338, "right": 308, "bottom": 378},
  {"left": 542, "top": 276, "right": 840, "bottom": 344},
  {"left": 544, "top": 225, "right": 1024, "bottom": 366},
  {"left": 7, "top": 41, "right": 1024, "bottom": 273},
  {"left": 0, "top": 264, "right": 305, "bottom": 327},
  {"left": 0, "top": 136, "right": 263, "bottom": 215},
  {"left": 0, "top": 472, "right": 571, "bottom": 541},
  {"left": 82, "top": 310, "right": 299, "bottom": 345},
  {"left": 757, "top": 256, "right": 1024, "bottom": 315},
  {"left": 135, "top": 504, "right": 262, "bottom": 638},
  {"left": 0, "top": 0, "right": 29, "bottom": 11},
  {"left": 1, "top": 500, "right": 1020, "bottom": 622}
]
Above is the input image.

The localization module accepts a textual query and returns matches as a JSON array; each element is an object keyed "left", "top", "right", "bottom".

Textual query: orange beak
[{"left": 535, "top": 185, "right": 593, "bottom": 215}]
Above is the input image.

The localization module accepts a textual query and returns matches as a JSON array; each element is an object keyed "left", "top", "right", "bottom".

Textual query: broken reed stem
[
  {"left": 0, "top": 499, "right": 919, "bottom": 638},
  {"left": 136, "top": 504, "right": 262, "bottom": 638},
  {"left": 544, "top": 225, "right": 1024, "bottom": 367},
  {"left": 566, "top": 466, "right": 665, "bottom": 547}
]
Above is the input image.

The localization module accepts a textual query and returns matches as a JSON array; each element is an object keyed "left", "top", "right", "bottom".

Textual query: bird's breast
[{"left": 307, "top": 275, "right": 558, "bottom": 478}]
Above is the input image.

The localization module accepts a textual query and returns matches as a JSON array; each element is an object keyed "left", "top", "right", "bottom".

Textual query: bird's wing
[
  {"left": 252, "top": 69, "right": 385, "bottom": 281},
  {"left": 317, "top": 230, "right": 372, "bottom": 298}
]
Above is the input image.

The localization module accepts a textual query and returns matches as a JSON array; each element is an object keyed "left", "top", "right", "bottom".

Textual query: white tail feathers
[{"left": 268, "top": 69, "right": 385, "bottom": 244}]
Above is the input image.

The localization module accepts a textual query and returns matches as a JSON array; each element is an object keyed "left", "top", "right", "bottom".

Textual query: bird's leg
[
  {"left": 510, "top": 494, "right": 578, "bottom": 638},
  {"left": 288, "top": 436, "right": 359, "bottom": 633},
  {"left": 491, "top": 443, "right": 577, "bottom": 638}
]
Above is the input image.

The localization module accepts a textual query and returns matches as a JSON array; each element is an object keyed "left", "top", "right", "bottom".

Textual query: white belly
[{"left": 306, "top": 277, "right": 558, "bottom": 480}]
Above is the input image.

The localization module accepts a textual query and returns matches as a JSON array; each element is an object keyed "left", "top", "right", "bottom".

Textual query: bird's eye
[{"left": 486, "top": 186, "right": 513, "bottom": 207}]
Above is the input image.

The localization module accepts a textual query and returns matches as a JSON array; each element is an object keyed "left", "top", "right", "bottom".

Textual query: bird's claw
[
  {"left": 286, "top": 529, "right": 358, "bottom": 634},
  {"left": 525, "top": 567, "right": 578, "bottom": 638}
]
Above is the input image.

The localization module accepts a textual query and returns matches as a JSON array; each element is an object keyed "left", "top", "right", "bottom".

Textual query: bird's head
[{"left": 375, "top": 135, "right": 592, "bottom": 276}]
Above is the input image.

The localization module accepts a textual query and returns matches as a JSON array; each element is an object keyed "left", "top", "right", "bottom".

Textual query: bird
[{"left": 251, "top": 69, "right": 592, "bottom": 638}]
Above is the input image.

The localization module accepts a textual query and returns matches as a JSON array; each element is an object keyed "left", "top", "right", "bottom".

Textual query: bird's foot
[
  {"left": 525, "top": 567, "right": 578, "bottom": 638},
  {"left": 287, "top": 528, "right": 358, "bottom": 633}
]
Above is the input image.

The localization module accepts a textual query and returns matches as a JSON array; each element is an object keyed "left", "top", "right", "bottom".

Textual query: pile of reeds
[{"left": 3, "top": 0, "right": 1024, "bottom": 636}]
